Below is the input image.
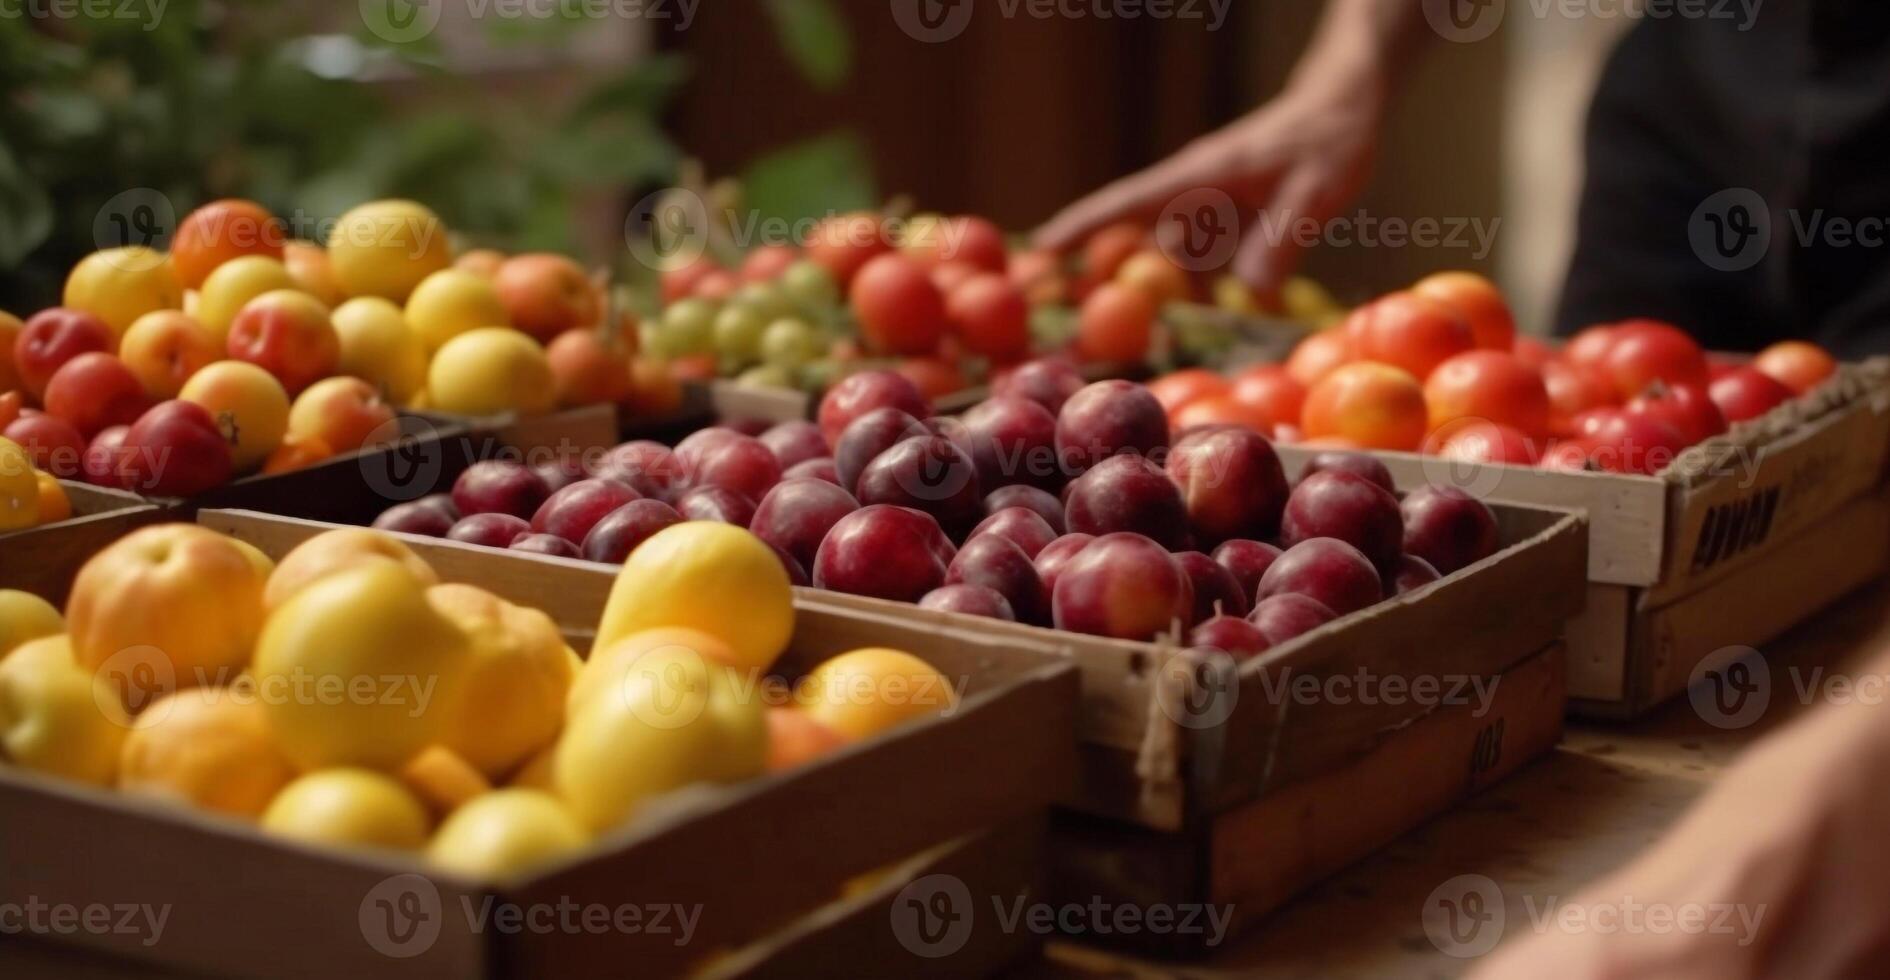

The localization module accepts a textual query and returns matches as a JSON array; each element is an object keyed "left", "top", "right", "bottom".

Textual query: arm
[{"left": 1033, "top": 0, "right": 1434, "bottom": 297}]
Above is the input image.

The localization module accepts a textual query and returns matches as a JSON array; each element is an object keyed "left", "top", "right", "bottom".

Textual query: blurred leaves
[
  {"left": 741, "top": 131, "right": 876, "bottom": 225},
  {"left": 763, "top": 0, "right": 852, "bottom": 91},
  {"left": 0, "top": 141, "right": 55, "bottom": 267}
]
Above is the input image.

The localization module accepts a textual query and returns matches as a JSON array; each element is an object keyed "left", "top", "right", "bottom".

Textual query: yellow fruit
[
  {"left": 34, "top": 471, "right": 71, "bottom": 525},
  {"left": 260, "top": 768, "right": 431, "bottom": 851},
  {"left": 118, "top": 690, "right": 296, "bottom": 819},
  {"left": 427, "top": 327, "right": 556, "bottom": 417},
  {"left": 0, "top": 635, "right": 129, "bottom": 785},
  {"left": 508, "top": 741, "right": 557, "bottom": 791},
  {"left": 0, "top": 590, "right": 63, "bottom": 660},
  {"left": 327, "top": 200, "right": 452, "bottom": 302},
  {"left": 405, "top": 269, "right": 510, "bottom": 353},
  {"left": 568, "top": 627, "right": 737, "bottom": 720},
  {"left": 555, "top": 644, "right": 767, "bottom": 832},
  {"left": 0, "top": 309, "right": 24, "bottom": 392},
  {"left": 67, "top": 524, "right": 270, "bottom": 694},
  {"left": 427, "top": 789, "right": 588, "bottom": 880},
  {"left": 0, "top": 437, "right": 41, "bottom": 531},
  {"left": 263, "top": 527, "right": 438, "bottom": 611},
  {"left": 399, "top": 744, "right": 492, "bottom": 818},
  {"left": 64, "top": 246, "right": 183, "bottom": 337},
  {"left": 594, "top": 523, "right": 792, "bottom": 673},
  {"left": 252, "top": 560, "right": 471, "bottom": 770},
  {"left": 331, "top": 297, "right": 428, "bottom": 404},
  {"left": 426, "top": 584, "right": 574, "bottom": 779},
  {"left": 179, "top": 360, "right": 292, "bottom": 472},
  {"left": 197, "top": 255, "right": 296, "bottom": 341},
  {"left": 283, "top": 241, "right": 349, "bottom": 307},
  {"left": 794, "top": 648, "right": 958, "bottom": 741}
]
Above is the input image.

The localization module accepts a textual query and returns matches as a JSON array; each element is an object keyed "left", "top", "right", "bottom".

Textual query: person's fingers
[
  {"left": 1033, "top": 143, "right": 1248, "bottom": 252},
  {"left": 1231, "top": 164, "right": 1329, "bottom": 295}
]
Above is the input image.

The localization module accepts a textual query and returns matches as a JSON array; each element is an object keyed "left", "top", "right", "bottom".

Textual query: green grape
[
  {"left": 713, "top": 304, "right": 770, "bottom": 366},
  {"left": 780, "top": 260, "right": 840, "bottom": 313},
  {"left": 656, "top": 298, "right": 719, "bottom": 357},
  {"left": 730, "top": 282, "right": 794, "bottom": 323},
  {"left": 759, "top": 317, "right": 821, "bottom": 370}
]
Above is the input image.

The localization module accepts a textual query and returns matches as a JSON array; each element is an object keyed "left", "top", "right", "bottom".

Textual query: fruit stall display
[
  {"left": 0, "top": 198, "right": 690, "bottom": 507},
  {"left": 639, "top": 204, "right": 1325, "bottom": 421},
  {"left": 348, "top": 360, "right": 1586, "bottom": 950},
  {"left": 0, "top": 513, "right": 1077, "bottom": 978},
  {"left": 0, "top": 476, "right": 161, "bottom": 604},
  {"left": 1148, "top": 273, "right": 1890, "bottom": 716}
]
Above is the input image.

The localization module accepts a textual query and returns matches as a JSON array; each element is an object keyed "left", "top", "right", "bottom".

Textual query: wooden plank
[
  {"left": 710, "top": 381, "right": 812, "bottom": 424},
  {"left": 0, "top": 482, "right": 167, "bottom": 606}
]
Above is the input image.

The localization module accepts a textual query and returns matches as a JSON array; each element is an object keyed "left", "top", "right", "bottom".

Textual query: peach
[
  {"left": 170, "top": 199, "right": 287, "bottom": 290},
  {"left": 119, "top": 310, "right": 220, "bottom": 399},
  {"left": 282, "top": 241, "right": 348, "bottom": 307},
  {"left": 63, "top": 246, "right": 183, "bottom": 338},
  {"left": 263, "top": 527, "right": 439, "bottom": 612},
  {"left": 178, "top": 360, "right": 291, "bottom": 471},
  {"left": 427, "top": 328, "right": 555, "bottom": 417},
  {"left": 226, "top": 289, "right": 340, "bottom": 394},
  {"left": 331, "top": 297, "right": 427, "bottom": 404},
  {"left": 261, "top": 431, "right": 334, "bottom": 475},
  {"left": 287, "top": 377, "right": 396, "bottom": 455},
  {"left": 494, "top": 253, "right": 600, "bottom": 342},
  {"left": 197, "top": 255, "right": 296, "bottom": 341},
  {"left": 546, "top": 328, "right": 633, "bottom": 407},
  {"left": 455, "top": 248, "right": 506, "bottom": 278}
]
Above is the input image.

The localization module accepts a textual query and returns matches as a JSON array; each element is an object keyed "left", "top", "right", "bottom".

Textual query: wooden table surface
[{"left": 1028, "top": 576, "right": 1890, "bottom": 979}]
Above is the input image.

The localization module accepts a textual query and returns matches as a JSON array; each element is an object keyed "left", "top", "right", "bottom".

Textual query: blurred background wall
[{"left": 1, "top": 0, "right": 1631, "bottom": 328}]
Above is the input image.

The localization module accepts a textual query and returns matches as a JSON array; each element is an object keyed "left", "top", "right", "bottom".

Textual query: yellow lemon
[
  {"left": 0, "top": 635, "right": 129, "bottom": 785},
  {"left": 327, "top": 200, "right": 452, "bottom": 302},
  {"left": 426, "top": 327, "right": 556, "bottom": 418},
  {"left": 794, "top": 648, "right": 958, "bottom": 741},
  {"left": 554, "top": 645, "right": 766, "bottom": 833},
  {"left": 179, "top": 360, "right": 292, "bottom": 472},
  {"left": 64, "top": 246, "right": 183, "bottom": 337},
  {"left": 0, "top": 590, "right": 63, "bottom": 660},
  {"left": 331, "top": 297, "right": 428, "bottom": 403},
  {"left": 0, "top": 437, "right": 41, "bottom": 531},
  {"left": 405, "top": 268, "right": 510, "bottom": 353},
  {"left": 426, "top": 584, "right": 574, "bottom": 779},
  {"left": 252, "top": 559, "right": 471, "bottom": 770},
  {"left": 594, "top": 523, "right": 792, "bottom": 673},
  {"left": 196, "top": 255, "right": 296, "bottom": 341},
  {"left": 260, "top": 768, "right": 432, "bottom": 850},
  {"left": 118, "top": 690, "right": 296, "bottom": 820},
  {"left": 427, "top": 789, "right": 588, "bottom": 880}
]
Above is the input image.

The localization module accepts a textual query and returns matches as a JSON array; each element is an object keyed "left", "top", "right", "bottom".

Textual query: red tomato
[
  {"left": 0, "top": 390, "right": 23, "bottom": 431},
  {"left": 1562, "top": 324, "right": 1620, "bottom": 372},
  {"left": 1009, "top": 249, "right": 1067, "bottom": 306},
  {"left": 941, "top": 215, "right": 1009, "bottom": 274},
  {"left": 1171, "top": 394, "right": 1272, "bottom": 434},
  {"left": 806, "top": 212, "right": 894, "bottom": 288},
  {"left": 1585, "top": 411, "right": 1689, "bottom": 475},
  {"left": 739, "top": 244, "right": 799, "bottom": 283},
  {"left": 931, "top": 261, "right": 982, "bottom": 296},
  {"left": 1753, "top": 340, "right": 1837, "bottom": 394},
  {"left": 1344, "top": 291, "right": 1476, "bottom": 381},
  {"left": 1074, "top": 283, "right": 1156, "bottom": 364},
  {"left": 1542, "top": 361, "right": 1617, "bottom": 436},
  {"left": 895, "top": 357, "right": 968, "bottom": 401},
  {"left": 1709, "top": 367, "right": 1797, "bottom": 422},
  {"left": 1602, "top": 321, "right": 1709, "bottom": 399},
  {"left": 1540, "top": 438, "right": 1602, "bottom": 472},
  {"left": 1285, "top": 330, "right": 1352, "bottom": 388},
  {"left": 1228, "top": 365, "right": 1308, "bottom": 431},
  {"left": 1146, "top": 369, "right": 1232, "bottom": 417},
  {"left": 1513, "top": 336, "right": 1556, "bottom": 368},
  {"left": 661, "top": 258, "right": 722, "bottom": 305},
  {"left": 1435, "top": 421, "right": 1541, "bottom": 465},
  {"left": 1082, "top": 222, "right": 1148, "bottom": 280},
  {"left": 945, "top": 273, "right": 1031, "bottom": 363},
  {"left": 691, "top": 269, "right": 740, "bottom": 302},
  {"left": 1624, "top": 384, "right": 1727, "bottom": 446},
  {"left": 851, "top": 254, "right": 947, "bottom": 356},
  {"left": 1423, "top": 350, "right": 1551, "bottom": 439},
  {"left": 1411, "top": 271, "right": 1517, "bottom": 351}
]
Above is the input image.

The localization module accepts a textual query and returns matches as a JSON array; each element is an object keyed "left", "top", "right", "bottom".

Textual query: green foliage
[{"left": 0, "top": 0, "right": 868, "bottom": 314}]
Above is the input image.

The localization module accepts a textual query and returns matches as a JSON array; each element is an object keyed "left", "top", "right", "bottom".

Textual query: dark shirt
[{"left": 1555, "top": 1, "right": 1890, "bottom": 358}]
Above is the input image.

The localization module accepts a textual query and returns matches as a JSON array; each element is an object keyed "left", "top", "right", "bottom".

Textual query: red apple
[
  {"left": 452, "top": 460, "right": 552, "bottom": 519},
  {"left": 954, "top": 395, "right": 1061, "bottom": 491},
  {"left": 448, "top": 513, "right": 533, "bottom": 549},
  {"left": 1055, "top": 380, "right": 1169, "bottom": 476},
  {"left": 13, "top": 308, "right": 113, "bottom": 398},
  {"left": 1256, "top": 538, "right": 1383, "bottom": 617},
  {"left": 674, "top": 486, "right": 757, "bottom": 527},
  {"left": 1175, "top": 550, "right": 1249, "bottom": 624},
  {"left": 5, "top": 413, "right": 87, "bottom": 478},
  {"left": 580, "top": 499, "right": 683, "bottom": 563},
  {"left": 225, "top": 290, "right": 340, "bottom": 394},
  {"left": 758, "top": 420, "right": 830, "bottom": 470},
  {"left": 43, "top": 353, "right": 152, "bottom": 438},
  {"left": 785, "top": 457, "right": 841, "bottom": 485},
  {"left": 530, "top": 478, "right": 641, "bottom": 544},
  {"left": 1189, "top": 615, "right": 1271, "bottom": 661},
  {"left": 1400, "top": 484, "right": 1498, "bottom": 575},
  {"left": 985, "top": 484, "right": 1065, "bottom": 534},
  {"left": 674, "top": 428, "right": 782, "bottom": 503},
  {"left": 853, "top": 434, "right": 983, "bottom": 539},
  {"left": 594, "top": 441, "right": 685, "bottom": 501},
  {"left": 946, "top": 534, "right": 1047, "bottom": 625},
  {"left": 1211, "top": 539, "right": 1282, "bottom": 604},
  {"left": 1032, "top": 533, "right": 1095, "bottom": 599},
  {"left": 817, "top": 369, "right": 931, "bottom": 448},
  {"left": 121, "top": 400, "right": 235, "bottom": 496},
  {"left": 493, "top": 253, "right": 600, "bottom": 342},
  {"left": 967, "top": 507, "right": 1058, "bottom": 560},
  {"left": 752, "top": 478, "right": 861, "bottom": 571},
  {"left": 813, "top": 504, "right": 957, "bottom": 603},
  {"left": 1280, "top": 470, "right": 1405, "bottom": 572},
  {"left": 80, "top": 425, "right": 134, "bottom": 488},
  {"left": 533, "top": 457, "right": 587, "bottom": 495},
  {"left": 1063, "top": 454, "right": 1189, "bottom": 550},
  {"left": 1298, "top": 451, "right": 1395, "bottom": 494},
  {"left": 835, "top": 407, "right": 928, "bottom": 495},
  {"left": 992, "top": 358, "right": 1085, "bottom": 414},
  {"left": 1166, "top": 427, "right": 1289, "bottom": 545},
  {"left": 1247, "top": 593, "right": 1337, "bottom": 645},
  {"left": 919, "top": 584, "right": 1016, "bottom": 622},
  {"left": 1051, "top": 532, "right": 1192, "bottom": 641}
]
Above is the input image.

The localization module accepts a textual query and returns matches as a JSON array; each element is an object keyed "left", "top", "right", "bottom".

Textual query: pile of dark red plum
[{"left": 374, "top": 359, "right": 1501, "bottom": 659}]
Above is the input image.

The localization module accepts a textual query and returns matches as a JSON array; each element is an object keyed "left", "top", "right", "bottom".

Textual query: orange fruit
[
  {"left": 1345, "top": 291, "right": 1476, "bottom": 382},
  {"left": 34, "top": 471, "right": 70, "bottom": 525},
  {"left": 1411, "top": 271, "right": 1516, "bottom": 351},
  {"left": 1284, "top": 329, "right": 1352, "bottom": 388},
  {"left": 1753, "top": 340, "right": 1837, "bottom": 395},
  {"left": 171, "top": 199, "right": 288, "bottom": 291},
  {"left": 1301, "top": 362, "right": 1428, "bottom": 451},
  {"left": 1423, "top": 350, "right": 1551, "bottom": 438}
]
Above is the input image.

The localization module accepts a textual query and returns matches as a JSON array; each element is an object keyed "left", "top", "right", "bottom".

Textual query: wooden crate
[
  {"left": 1277, "top": 359, "right": 1890, "bottom": 717},
  {"left": 0, "top": 482, "right": 166, "bottom": 605},
  {"left": 0, "top": 510, "right": 1079, "bottom": 979}
]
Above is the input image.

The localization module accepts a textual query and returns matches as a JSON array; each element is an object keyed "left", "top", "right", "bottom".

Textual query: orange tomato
[
  {"left": 1753, "top": 340, "right": 1837, "bottom": 394},
  {"left": 667, "top": 353, "right": 720, "bottom": 383},
  {"left": 34, "top": 470, "right": 71, "bottom": 524},
  {"left": 1423, "top": 350, "right": 1551, "bottom": 438},
  {"left": 624, "top": 357, "right": 685, "bottom": 417},
  {"left": 1411, "top": 271, "right": 1516, "bottom": 351},
  {"left": 170, "top": 199, "right": 288, "bottom": 290},
  {"left": 1116, "top": 250, "right": 1192, "bottom": 307},
  {"left": 1228, "top": 364, "right": 1307, "bottom": 431},
  {"left": 1171, "top": 394, "right": 1272, "bottom": 434},
  {"left": 1344, "top": 292, "right": 1475, "bottom": 381},
  {"left": 895, "top": 357, "right": 968, "bottom": 401},
  {"left": 1074, "top": 283, "right": 1156, "bottom": 364},
  {"left": 1147, "top": 369, "right": 1232, "bottom": 417},
  {"left": 1284, "top": 330, "right": 1352, "bottom": 388},
  {"left": 261, "top": 432, "right": 333, "bottom": 475},
  {"left": 1082, "top": 222, "right": 1148, "bottom": 281},
  {"left": 1301, "top": 362, "right": 1428, "bottom": 451}
]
